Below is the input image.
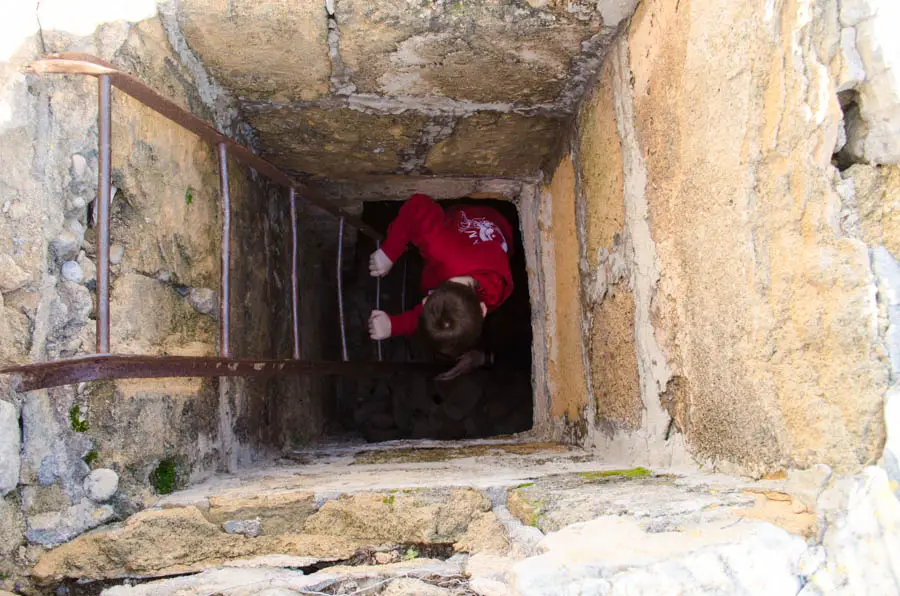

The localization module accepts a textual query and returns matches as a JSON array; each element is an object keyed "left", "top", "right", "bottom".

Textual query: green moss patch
[
  {"left": 578, "top": 467, "right": 652, "bottom": 481},
  {"left": 69, "top": 405, "right": 89, "bottom": 433},
  {"left": 150, "top": 458, "right": 180, "bottom": 495}
]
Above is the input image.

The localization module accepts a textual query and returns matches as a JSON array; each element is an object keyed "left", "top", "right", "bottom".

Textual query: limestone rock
[
  {"left": 0, "top": 401, "right": 19, "bottom": 494},
  {"left": 207, "top": 492, "right": 317, "bottom": 536},
  {"left": 0, "top": 255, "right": 29, "bottom": 293},
  {"left": 60, "top": 261, "right": 84, "bottom": 284},
  {"left": 83, "top": 469, "right": 119, "bottom": 502},
  {"left": 511, "top": 516, "right": 808, "bottom": 595},
  {"left": 223, "top": 519, "right": 261, "bottom": 538},
  {"left": 32, "top": 506, "right": 361, "bottom": 582},
  {"left": 187, "top": 287, "right": 217, "bottom": 317},
  {"left": 26, "top": 498, "right": 115, "bottom": 547},
  {"left": 808, "top": 467, "right": 900, "bottom": 594},
  {"left": 785, "top": 465, "right": 833, "bottom": 511},
  {"left": 303, "top": 489, "right": 491, "bottom": 544},
  {"left": 382, "top": 578, "right": 450, "bottom": 596}
]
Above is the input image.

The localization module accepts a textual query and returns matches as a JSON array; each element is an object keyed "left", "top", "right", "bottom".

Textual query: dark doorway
[{"left": 334, "top": 199, "right": 534, "bottom": 441}]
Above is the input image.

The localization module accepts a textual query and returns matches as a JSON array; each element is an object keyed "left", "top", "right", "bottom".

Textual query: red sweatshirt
[{"left": 381, "top": 194, "right": 514, "bottom": 337}]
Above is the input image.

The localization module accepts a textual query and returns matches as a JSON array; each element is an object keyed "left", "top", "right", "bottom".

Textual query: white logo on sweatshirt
[{"left": 458, "top": 211, "right": 508, "bottom": 253}]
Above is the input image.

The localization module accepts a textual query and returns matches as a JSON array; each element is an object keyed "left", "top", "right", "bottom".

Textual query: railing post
[
  {"left": 337, "top": 217, "right": 348, "bottom": 362},
  {"left": 217, "top": 143, "right": 231, "bottom": 358},
  {"left": 96, "top": 74, "right": 112, "bottom": 354},
  {"left": 375, "top": 240, "right": 383, "bottom": 362},
  {"left": 289, "top": 187, "right": 300, "bottom": 359}
]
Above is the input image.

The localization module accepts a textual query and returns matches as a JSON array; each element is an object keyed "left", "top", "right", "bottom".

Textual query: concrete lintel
[{"left": 308, "top": 175, "right": 528, "bottom": 203}]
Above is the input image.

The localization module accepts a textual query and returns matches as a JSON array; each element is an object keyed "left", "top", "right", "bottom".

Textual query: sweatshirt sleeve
[
  {"left": 388, "top": 303, "right": 423, "bottom": 337},
  {"left": 380, "top": 194, "right": 443, "bottom": 263}
]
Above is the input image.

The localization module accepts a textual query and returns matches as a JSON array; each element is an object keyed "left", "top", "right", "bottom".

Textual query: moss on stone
[
  {"left": 578, "top": 467, "right": 652, "bottom": 480},
  {"left": 83, "top": 449, "right": 99, "bottom": 467},
  {"left": 69, "top": 405, "right": 89, "bottom": 433},
  {"left": 516, "top": 482, "right": 534, "bottom": 489},
  {"left": 150, "top": 458, "right": 179, "bottom": 495}
]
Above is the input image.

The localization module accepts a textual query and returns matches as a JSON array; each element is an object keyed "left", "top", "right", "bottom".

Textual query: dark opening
[{"left": 333, "top": 199, "right": 533, "bottom": 442}]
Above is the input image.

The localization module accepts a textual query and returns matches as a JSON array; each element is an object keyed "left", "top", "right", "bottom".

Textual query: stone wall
[
  {"left": 0, "top": 4, "right": 328, "bottom": 588},
  {"left": 529, "top": 0, "right": 899, "bottom": 475}
]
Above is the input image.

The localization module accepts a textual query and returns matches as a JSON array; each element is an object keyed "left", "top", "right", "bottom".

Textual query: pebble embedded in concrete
[
  {"left": 61, "top": 261, "right": 85, "bottom": 284},
  {"left": 222, "top": 519, "right": 261, "bottom": 537},
  {"left": 50, "top": 231, "right": 82, "bottom": 264},
  {"left": 71, "top": 154, "right": 87, "bottom": 179},
  {"left": 188, "top": 287, "right": 218, "bottom": 317},
  {"left": 84, "top": 469, "right": 119, "bottom": 502}
]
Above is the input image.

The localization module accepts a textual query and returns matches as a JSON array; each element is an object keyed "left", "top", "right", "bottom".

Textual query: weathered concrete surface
[
  {"left": 336, "top": 0, "right": 611, "bottom": 104},
  {"left": 178, "top": 0, "right": 330, "bottom": 103},
  {"left": 250, "top": 106, "right": 428, "bottom": 177},
  {"left": 426, "top": 114, "right": 561, "bottom": 177}
]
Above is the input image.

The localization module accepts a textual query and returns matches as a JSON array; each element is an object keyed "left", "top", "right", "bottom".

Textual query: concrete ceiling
[{"left": 177, "top": 0, "right": 638, "bottom": 181}]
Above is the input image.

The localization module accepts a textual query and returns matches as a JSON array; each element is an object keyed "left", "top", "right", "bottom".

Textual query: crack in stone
[
  {"left": 326, "top": 2, "right": 356, "bottom": 96},
  {"left": 398, "top": 116, "right": 458, "bottom": 174}
]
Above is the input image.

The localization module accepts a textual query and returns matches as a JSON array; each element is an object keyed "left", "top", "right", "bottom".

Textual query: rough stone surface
[
  {"left": 222, "top": 519, "right": 262, "bottom": 538},
  {"left": 207, "top": 492, "right": 317, "bottom": 536},
  {"left": 426, "top": 114, "right": 561, "bottom": 177},
  {"left": 512, "top": 517, "right": 808, "bottom": 595},
  {"left": 0, "top": 400, "right": 19, "bottom": 494},
  {"left": 83, "top": 468, "right": 119, "bottom": 502},
  {"left": 187, "top": 287, "right": 217, "bottom": 317},
  {"left": 31, "top": 506, "right": 362, "bottom": 582},
  {"left": 251, "top": 106, "right": 428, "bottom": 178},
  {"left": 0, "top": 495, "right": 24, "bottom": 558},
  {"left": 25, "top": 498, "right": 115, "bottom": 547},
  {"left": 0, "top": 254, "right": 29, "bottom": 293},
  {"left": 382, "top": 578, "right": 451, "bottom": 596},
  {"left": 60, "top": 260, "right": 84, "bottom": 284},
  {"left": 841, "top": 164, "right": 900, "bottom": 257},
  {"left": 336, "top": 0, "right": 607, "bottom": 104},
  {"left": 808, "top": 467, "right": 900, "bottom": 594},
  {"left": 179, "top": 0, "right": 330, "bottom": 102},
  {"left": 599, "top": 0, "right": 891, "bottom": 471},
  {"left": 303, "top": 489, "right": 491, "bottom": 544}
]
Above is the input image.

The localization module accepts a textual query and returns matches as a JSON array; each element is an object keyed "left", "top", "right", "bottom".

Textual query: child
[{"left": 368, "top": 194, "right": 514, "bottom": 375}]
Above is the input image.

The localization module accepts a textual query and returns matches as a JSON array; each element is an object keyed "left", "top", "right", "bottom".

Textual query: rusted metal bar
[
  {"left": 337, "top": 217, "right": 348, "bottom": 362},
  {"left": 25, "top": 54, "right": 383, "bottom": 241},
  {"left": 0, "top": 355, "right": 447, "bottom": 392},
  {"left": 289, "top": 187, "right": 300, "bottom": 359},
  {"left": 217, "top": 143, "right": 231, "bottom": 358},
  {"left": 96, "top": 74, "right": 112, "bottom": 354},
  {"left": 376, "top": 240, "right": 383, "bottom": 362}
]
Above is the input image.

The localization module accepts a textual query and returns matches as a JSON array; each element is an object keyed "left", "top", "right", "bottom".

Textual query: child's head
[{"left": 420, "top": 280, "right": 484, "bottom": 359}]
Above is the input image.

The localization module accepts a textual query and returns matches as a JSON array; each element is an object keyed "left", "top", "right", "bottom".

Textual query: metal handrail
[{"left": 0, "top": 53, "right": 412, "bottom": 390}]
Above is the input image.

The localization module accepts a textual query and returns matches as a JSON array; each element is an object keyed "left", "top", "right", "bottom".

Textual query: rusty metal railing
[{"left": 0, "top": 53, "right": 438, "bottom": 392}]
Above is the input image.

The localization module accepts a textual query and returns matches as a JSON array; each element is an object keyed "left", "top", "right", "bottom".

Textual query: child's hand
[
  {"left": 369, "top": 249, "right": 393, "bottom": 277},
  {"left": 369, "top": 310, "right": 391, "bottom": 340}
]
